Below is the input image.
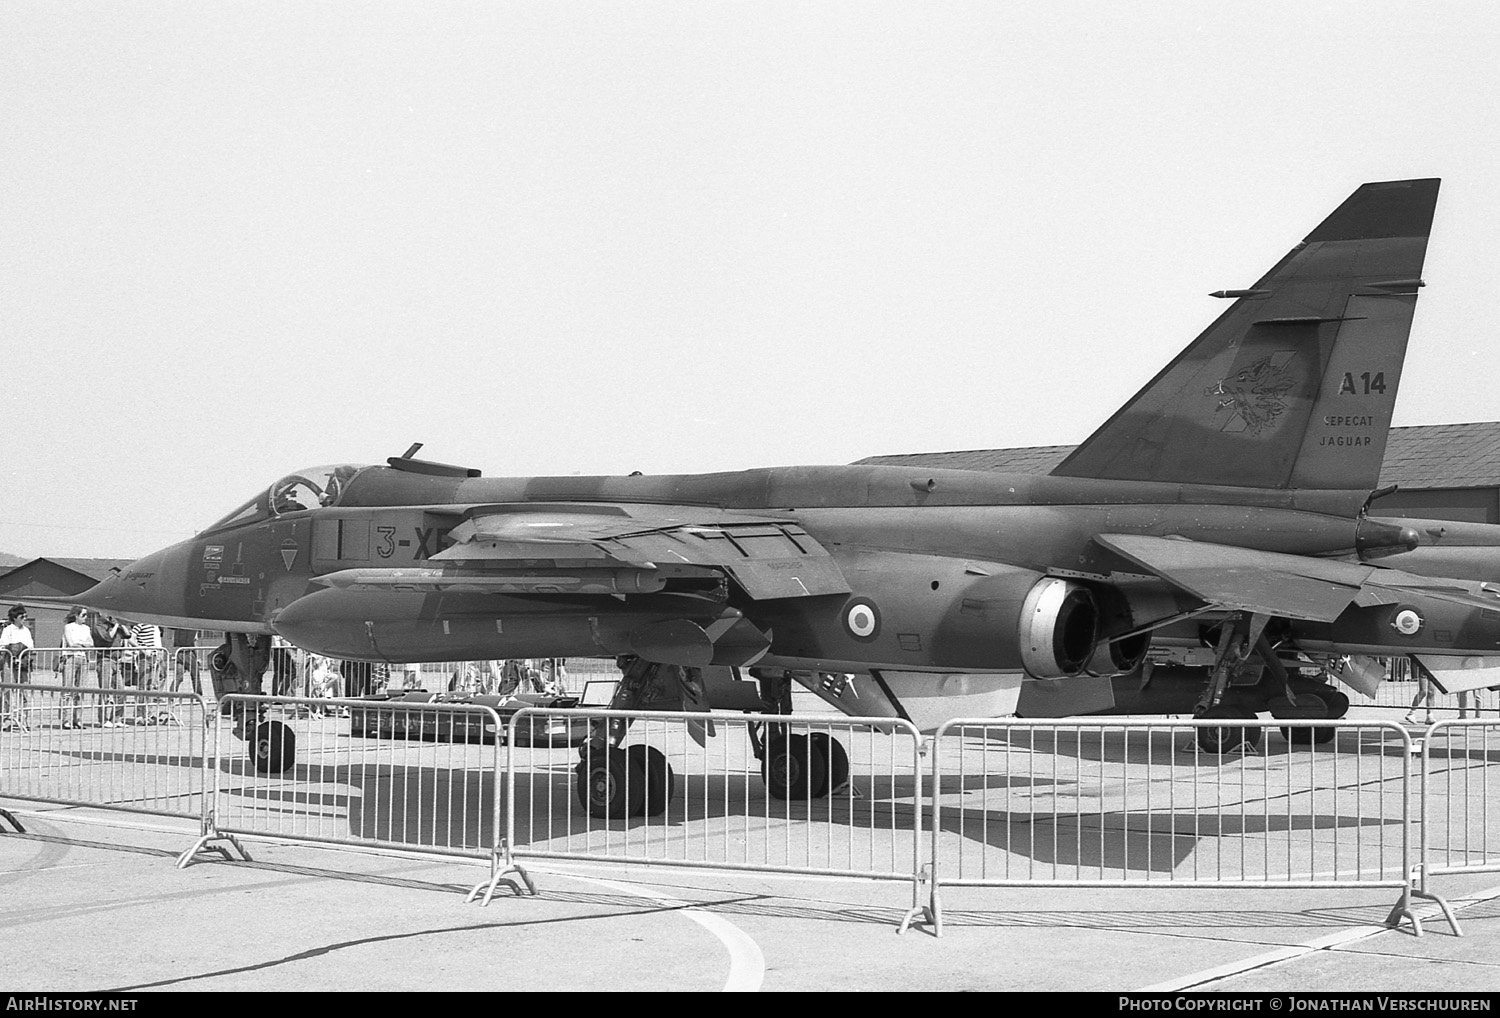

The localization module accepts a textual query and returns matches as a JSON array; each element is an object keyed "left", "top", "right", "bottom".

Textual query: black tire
[
  {"left": 576, "top": 747, "right": 646, "bottom": 819},
  {"left": 763, "top": 734, "right": 828, "bottom": 800},
  {"left": 252, "top": 720, "right": 296, "bottom": 774},
  {"left": 627, "top": 744, "right": 675, "bottom": 817},
  {"left": 809, "top": 732, "right": 849, "bottom": 793},
  {"left": 1195, "top": 707, "right": 1260, "bottom": 755},
  {"left": 1319, "top": 688, "right": 1351, "bottom": 719},
  {"left": 1279, "top": 694, "right": 1336, "bottom": 746}
]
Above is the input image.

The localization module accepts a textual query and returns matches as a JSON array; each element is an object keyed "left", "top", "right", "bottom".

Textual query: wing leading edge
[{"left": 320, "top": 503, "right": 852, "bottom": 600}]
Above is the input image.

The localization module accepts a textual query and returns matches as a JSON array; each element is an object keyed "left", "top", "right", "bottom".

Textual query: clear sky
[{"left": 3, "top": 1, "right": 1498, "bottom": 559}]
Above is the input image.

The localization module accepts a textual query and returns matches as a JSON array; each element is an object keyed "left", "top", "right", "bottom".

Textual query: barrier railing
[
  {"left": 0, "top": 681, "right": 211, "bottom": 835},
  {"left": 181, "top": 694, "right": 508, "bottom": 880},
  {"left": 1415, "top": 719, "right": 1500, "bottom": 934},
  {"left": 17, "top": 689, "right": 1500, "bottom": 935},
  {"left": 475, "top": 706, "right": 928, "bottom": 929},
  {"left": 928, "top": 718, "right": 1425, "bottom": 935}
]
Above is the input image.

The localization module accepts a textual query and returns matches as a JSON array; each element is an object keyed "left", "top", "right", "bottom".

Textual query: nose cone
[{"left": 75, "top": 541, "right": 192, "bottom": 627}]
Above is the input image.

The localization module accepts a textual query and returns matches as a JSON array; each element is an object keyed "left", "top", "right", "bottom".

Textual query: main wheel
[
  {"left": 252, "top": 720, "right": 296, "bottom": 774},
  {"left": 1319, "top": 688, "right": 1351, "bottom": 719},
  {"left": 626, "top": 744, "right": 675, "bottom": 817},
  {"left": 809, "top": 732, "right": 849, "bottom": 793},
  {"left": 763, "top": 734, "right": 828, "bottom": 800},
  {"left": 1195, "top": 707, "right": 1261, "bottom": 755},
  {"left": 1279, "top": 693, "right": 1336, "bottom": 746},
  {"left": 576, "top": 747, "right": 646, "bottom": 819}
]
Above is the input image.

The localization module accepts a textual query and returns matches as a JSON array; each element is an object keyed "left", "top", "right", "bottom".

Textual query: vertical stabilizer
[{"left": 1050, "top": 179, "right": 1438, "bottom": 492}]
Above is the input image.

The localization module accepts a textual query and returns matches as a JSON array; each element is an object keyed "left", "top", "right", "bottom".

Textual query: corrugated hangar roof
[{"left": 856, "top": 422, "right": 1500, "bottom": 490}]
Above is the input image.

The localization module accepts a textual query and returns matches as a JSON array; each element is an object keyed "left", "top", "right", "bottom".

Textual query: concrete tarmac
[
  {"left": 6, "top": 803, "right": 1500, "bottom": 993},
  {"left": 7, "top": 703, "right": 1500, "bottom": 993}
]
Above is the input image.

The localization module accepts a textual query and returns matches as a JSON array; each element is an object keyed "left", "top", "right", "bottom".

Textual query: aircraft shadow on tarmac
[
  {"left": 966, "top": 725, "right": 1414, "bottom": 765},
  {"left": 929, "top": 804, "right": 1401, "bottom": 875},
  {"left": 207, "top": 751, "right": 928, "bottom": 858},
  {"left": 930, "top": 728, "right": 1411, "bottom": 876}
]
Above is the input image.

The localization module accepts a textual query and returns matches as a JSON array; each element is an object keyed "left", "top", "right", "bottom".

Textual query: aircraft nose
[{"left": 76, "top": 541, "right": 191, "bottom": 622}]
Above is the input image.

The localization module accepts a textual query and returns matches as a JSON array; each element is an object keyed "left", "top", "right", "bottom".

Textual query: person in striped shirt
[{"left": 127, "top": 622, "right": 166, "bottom": 723}]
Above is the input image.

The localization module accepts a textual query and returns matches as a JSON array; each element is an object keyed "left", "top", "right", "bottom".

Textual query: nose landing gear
[{"left": 211, "top": 634, "right": 297, "bottom": 774}]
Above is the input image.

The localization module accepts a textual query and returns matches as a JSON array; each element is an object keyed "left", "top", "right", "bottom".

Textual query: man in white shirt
[{"left": 1, "top": 605, "right": 34, "bottom": 728}]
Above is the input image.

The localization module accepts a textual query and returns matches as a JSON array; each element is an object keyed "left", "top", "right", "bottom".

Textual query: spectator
[
  {"left": 170, "top": 628, "right": 201, "bottom": 695},
  {"left": 269, "top": 645, "right": 299, "bottom": 697},
  {"left": 60, "top": 608, "right": 94, "bottom": 729},
  {"left": 538, "top": 658, "right": 566, "bottom": 695},
  {"left": 496, "top": 659, "right": 523, "bottom": 697},
  {"left": 309, "top": 655, "right": 343, "bottom": 713},
  {"left": 91, "top": 614, "right": 130, "bottom": 726},
  {"left": 1406, "top": 667, "right": 1435, "bottom": 725},
  {"left": 1, "top": 605, "right": 34, "bottom": 729},
  {"left": 340, "top": 659, "right": 373, "bottom": 697},
  {"left": 127, "top": 621, "right": 165, "bottom": 724}
]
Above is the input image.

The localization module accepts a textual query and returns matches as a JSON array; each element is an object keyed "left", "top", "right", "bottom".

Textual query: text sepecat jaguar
[{"left": 74, "top": 178, "right": 1493, "bottom": 813}]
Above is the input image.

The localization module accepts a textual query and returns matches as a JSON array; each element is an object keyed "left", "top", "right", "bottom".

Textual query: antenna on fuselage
[{"left": 399, "top": 443, "right": 423, "bottom": 459}]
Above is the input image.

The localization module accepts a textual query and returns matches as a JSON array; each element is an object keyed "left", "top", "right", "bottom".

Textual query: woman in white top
[
  {"left": 61, "top": 608, "right": 94, "bottom": 729},
  {"left": 1, "top": 605, "right": 34, "bottom": 727}
]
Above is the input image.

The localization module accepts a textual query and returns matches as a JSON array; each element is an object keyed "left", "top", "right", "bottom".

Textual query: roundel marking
[
  {"left": 1392, "top": 608, "right": 1424, "bottom": 637},
  {"left": 844, "top": 598, "right": 880, "bottom": 641}
]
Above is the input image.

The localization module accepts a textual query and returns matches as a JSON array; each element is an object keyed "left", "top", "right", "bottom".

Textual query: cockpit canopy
[{"left": 204, "top": 464, "right": 372, "bottom": 534}]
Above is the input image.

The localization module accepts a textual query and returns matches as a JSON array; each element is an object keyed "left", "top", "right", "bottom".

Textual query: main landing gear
[
  {"left": 210, "top": 634, "right": 297, "bottom": 775},
  {"left": 572, "top": 658, "right": 852, "bottom": 816},
  {"left": 1190, "top": 616, "right": 1351, "bottom": 755},
  {"left": 577, "top": 743, "right": 675, "bottom": 819},
  {"left": 574, "top": 656, "right": 683, "bottom": 819},
  {"left": 753, "top": 729, "right": 851, "bottom": 800}
]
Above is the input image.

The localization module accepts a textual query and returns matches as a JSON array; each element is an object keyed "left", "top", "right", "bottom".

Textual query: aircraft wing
[
  {"left": 1093, "top": 534, "right": 1374, "bottom": 622},
  {"left": 326, "top": 503, "right": 852, "bottom": 600}
]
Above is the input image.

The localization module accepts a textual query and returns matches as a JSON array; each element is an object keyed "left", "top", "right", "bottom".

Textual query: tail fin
[{"left": 1050, "top": 178, "right": 1439, "bottom": 491}]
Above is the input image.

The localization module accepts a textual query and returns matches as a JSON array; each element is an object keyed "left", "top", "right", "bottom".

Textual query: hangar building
[{"left": 0, "top": 557, "right": 134, "bottom": 646}]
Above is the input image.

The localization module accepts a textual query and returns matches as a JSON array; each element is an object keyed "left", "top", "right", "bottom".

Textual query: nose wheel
[{"left": 252, "top": 720, "right": 296, "bottom": 774}]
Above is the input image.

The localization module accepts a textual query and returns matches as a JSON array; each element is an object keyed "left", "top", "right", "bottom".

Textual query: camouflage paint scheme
[{"left": 77, "top": 179, "right": 1500, "bottom": 730}]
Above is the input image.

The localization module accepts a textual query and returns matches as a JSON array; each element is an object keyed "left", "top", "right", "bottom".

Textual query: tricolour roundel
[
  {"left": 843, "top": 598, "right": 881, "bottom": 641},
  {"left": 1392, "top": 607, "right": 1424, "bottom": 637}
]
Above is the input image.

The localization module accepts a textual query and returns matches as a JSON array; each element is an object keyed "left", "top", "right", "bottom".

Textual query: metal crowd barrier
[
  {"left": 181, "top": 694, "right": 507, "bottom": 879},
  {"left": 1414, "top": 719, "right": 1500, "bottom": 934},
  {"left": 927, "top": 717, "right": 1425, "bottom": 935},
  {"left": 0, "top": 681, "right": 212, "bottom": 835},
  {"left": 21, "top": 679, "right": 1500, "bottom": 936},
  {"left": 474, "top": 706, "right": 928, "bottom": 929}
]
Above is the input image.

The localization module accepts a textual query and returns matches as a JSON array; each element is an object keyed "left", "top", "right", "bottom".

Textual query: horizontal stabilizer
[{"left": 1093, "top": 534, "right": 1374, "bottom": 622}]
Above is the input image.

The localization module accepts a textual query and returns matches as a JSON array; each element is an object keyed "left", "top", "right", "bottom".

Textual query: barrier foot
[
  {"left": 467, "top": 853, "right": 537, "bottom": 906},
  {"left": 896, "top": 904, "right": 935, "bottom": 936},
  {"left": 1383, "top": 888, "right": 1425, "bottom": 938},
  {"left": 466, "top": 865, "right": 535, "bottom": 906},
  {"left": 1409, "top": 885, "right": 1462, "bottom": 937},
  {"left": 0, "top": 807, "right": 25, "bottom": 834},
  {"left": 176, "top": 832, "right": 253, "bottom": 869},
  {"left": 898, "top": 869, "right": 938, "bottom": 936}
]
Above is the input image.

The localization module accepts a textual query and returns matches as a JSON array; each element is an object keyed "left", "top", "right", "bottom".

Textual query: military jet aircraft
[{"left": 75, "top": 177, "right": 1499, "bottom": 813}]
